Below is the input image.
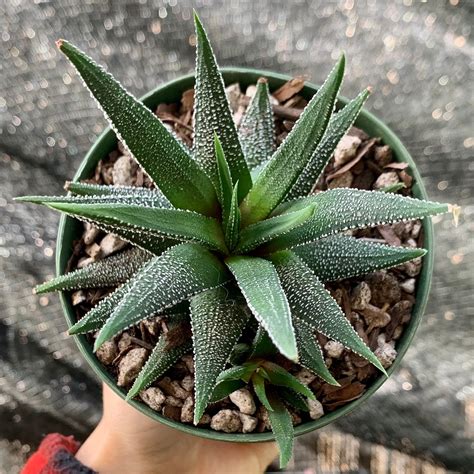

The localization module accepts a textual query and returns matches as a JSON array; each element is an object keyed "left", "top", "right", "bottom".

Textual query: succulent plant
[{"left": 18, "top": 12, "right": 452, "bottom": 468}]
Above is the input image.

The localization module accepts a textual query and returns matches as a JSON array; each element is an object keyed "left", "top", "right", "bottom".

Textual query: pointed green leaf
[
  {"left": 215, "top": 363, "right": 260, "bottom": 384},
  {"left": 240, "top": 55, "right": 345, "bottom": 225},
  {"left": 235, "top": 204, "right": 315, "bottom": 253},
  {"left": 278, "top": 387, "right": 310, "bottom": 412},
  {"left": 225, "top": 182, "right": 241, "bottom": 250},
  {"left": 36, "top": 247, "right": 151, "bottom": 294},
  {"left": 127, "top": 316, "right": 192, "bottom": 399},
  {"left": 263, "top": 361, "right": 315, "bottom": 399},
  {"left": 20, "top": 197, "right": 227, "bottom": 252},
  {"left": 294, "top": 234, "right": 427, "bottom": 282},
  {"left": 214, "top": 133, "right": 233, "bottom": 211},
  {"left": 239, "top": 78, "right": 275, "bottom": 169},
  {"left": 225, "top": 256, "right": 297, "bottom": 361},
  {"left": 56, "top": 40, "right": 218, "bottom": 216},
  {"left": 265, "top": 189, "right": 449, "bottom": 252},
  {"left": 294, "top": 323, "right": 339, "bottom": 386},
  {"left": 210, "top": 379, "right": 246, "bottom": 403},
  {"left": 193, "top": 12, "right": 252, "bottom": 200},
  {"left": 190, "top": 287, "right": 249, "bottom": 423},
  {"left": 66, "top": 181, "right": 171, "bottom": 208},
  {"left": 288, "top": 89, "right": 370, "bottom": 199},
  {"left": 94, "top": 244, "right": 229, "bottom": 349},
  {"left": 266, "top": 392, "right": 294, "bottom": 469},
  {"left": 252, "top": 373, "right": 274, "bottom": 411},
  {"left": 271, "top": 250, "right": 386, "bottom": 374},
  {"left": 68, "top": 283, "right": 131, "bottom": 335},
  {"left": 250, "top": 326, "right": 277, "bottom": 359}
]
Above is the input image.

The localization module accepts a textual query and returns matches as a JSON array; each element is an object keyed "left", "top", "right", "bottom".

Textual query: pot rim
[{"left": 56, "top": 67, "right": 434, "bottom": 442}]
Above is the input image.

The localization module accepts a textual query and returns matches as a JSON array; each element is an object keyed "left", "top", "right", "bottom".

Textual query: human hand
[{"left": 75, "top": 383, "right": 278, "bottom": 474}]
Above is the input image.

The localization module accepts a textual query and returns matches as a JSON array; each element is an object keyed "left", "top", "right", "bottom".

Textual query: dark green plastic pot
[{"left": 57, "top": 68, "right": 433, "bottom": 443}]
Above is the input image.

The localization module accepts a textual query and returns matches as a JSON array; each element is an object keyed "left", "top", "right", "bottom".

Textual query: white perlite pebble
[
  {"left": 351, "top": 282, "right": 372, "bottom": 310},
  {"left": 139, "top": 387, "right": 166, "bottom": 411},
  {"left": 210, "top": 409, "right": 243, "bottom": 433},
  {"left": 95, "top": 340, "right": 118, "bottom": 365},
  {"left": 375, "top": 334, "right": 397, "bottom": 368},
  {"left": 100, "top": 233, "right": 128, "bottom": 257},
  {"left": 324, "top": 340, "right": 344, "bottom": 358},
  {"left": 71, "top": 290, "right": 86, "bottom": 306},
  {"left": 117, "top": 348, "right": 148, "bottom": 386},
  {"left": 295, "top": 368, "right": 316, "bottom": 385},
  {"left": 83, "top": 222, "right": 100, "bottom": 245},
  {"left": 308, "top": 398, "right": 325, "bottom": 420},
  {"left": 374, "top": 171, "right": 400, "bottom": 190},
  {"left": 334, "top": 135, "right": 361, "bottom": 166},
  {"left": 180, "top": 396, "right": 194, "bottom": 423},
  {"left": 181, "top": 354, "right": 194, "bottom": 374},
  {"left": 180, "top": 375, "right": 194, "bottom": 392},
  {"left": 229, "top": 388, "right": 256, "bottom": 415},
  {"left": 112, "top": 155, "right": 138, "bottom": 186},
  {"left": 239, "top": 413, "right": 258, "bottom": 433},
  {"left": 400, "top": 278, "right": 416, "bottom": 294}
]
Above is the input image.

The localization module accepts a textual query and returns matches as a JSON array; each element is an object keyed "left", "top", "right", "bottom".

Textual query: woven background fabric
[{"left": 0, "top": 1, "right": 472, "bottom": 472}]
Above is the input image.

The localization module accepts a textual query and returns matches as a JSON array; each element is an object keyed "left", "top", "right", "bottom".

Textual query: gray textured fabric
[{"left": 1, "top": 1, "right": 472, "bottom": 472}]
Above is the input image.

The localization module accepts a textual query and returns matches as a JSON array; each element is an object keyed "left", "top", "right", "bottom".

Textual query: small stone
[
  {"left": 374, "top": 171, "right": 400, "bottom": 190},
  {"left": 411, "top": 221, "right": 422, "bottom": 239},
  {"left": 229, "top": 388, "right": 256, "bottom": 415},
  {"left": 328, "top": 171, "right": 354, "bottom": 189},
  {"left": 85, "top": 242, "right": 101, "bottom": 259},
  {"left": 165, "top": 395, "right": 184, "bottom": 408},
  {"left": 180, "top": 375, "right": 194, "bottom": 392},
  {"left": 180, "top": 396, "right": 194, "bottom": 423},
  {"left": 95, "top": 340, "right": 118, "bottom": 365},
  {"left": 181, "top": 354, "right": 194, "bottom": 374},
  {"left": 225, "top": 83, "right": 242, "bottom": 112},
  {"left": 334, "top": 135, "right": 361, "bottom": 166},
  {"left": 324, "top": 340, "right": 344, "bottom": 358},
  {"left": 142, "top": 316, "right": 161, "bottom": 337},
  {"left": 256, "top": 406, "right": 271, "bottom": 430},
  {"left": 245, "top": 84, "right": 257, "bottom": 98},
  {"left": 392, "top": 326, "right": 404, "bottom": 340},
  {"left": 290, "top": 411, "right": 302, "bottom": 425},
  {"left": 360, "top": 304, "right": 391, "bottom": 331},
  {"left": 374, "top": 334, "right": 397, "bottom": 368},
  {"left": 402, "top": 257, "right": 422, "bottom": 277},
  {"left": 295, "top": 368, "right": 316, "bottom": 385},
  {"left": 71, "top": 290, "right": 86, "bottom": 306},
  {"left": 367, "top": 271, "right": 401, "bottom": 306},
  {"left": 162, "top": 405, "right": 181, "bottom": 421},
  {"left": 210, "top": 409, "right": 242, "bottom": 433},
  {"left": 117, "top": 348, "right": 148, "bottom": 386},
  {"left": 158, "top": 377, "right": 190, "bottom": 400},
  {"left": 139, "top": 387, "right": 166, "bottom": 411},
  {"left": 100, "top": 234, "right": 128, "bottom": 257},
  {"left": 374, "top": 145, "right": 392, "bottom": 167},
  {"left": 198, "top": 414, "right": 211, "bottom": 425},
  {"left": 405, "top": 238, "right": 418, "bottom": 248},
  {"left": 112, "top": 155, "right": 138, "bottom": 185},
  {"left": 308, "top": 398, "right": 324, "bottom": 420},
  {"left": 351, "top": 282, "right": 372, "bottom": 310},
  {"left": 400, "top": 278, "right": 416, "bottom": 294},
  {"left": 239, "top": 413, "right": 258, "bottom": 433},
  {"left": 83, "top": 222, "right": 100, "bottom": 245},
  {"left": 77, "top": 256, "right": 94, "bottom": 269},
  {"left": 391, "top": 300, "right": 414, "bottom": 324},
  {"left": 118, "top": 332, "right": 133, "bottom": 352}
]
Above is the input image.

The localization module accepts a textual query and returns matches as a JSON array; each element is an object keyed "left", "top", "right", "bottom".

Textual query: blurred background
[{"left": 0, "top": 0, "right": 472, "bottom": 472}]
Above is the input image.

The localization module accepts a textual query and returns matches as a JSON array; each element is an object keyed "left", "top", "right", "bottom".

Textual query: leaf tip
[
  {"left": 55, "top": 39, "right": 64, "bottom": 49},
  {"left": 257, "top": 76, "right": 268, "bottom": 85}
]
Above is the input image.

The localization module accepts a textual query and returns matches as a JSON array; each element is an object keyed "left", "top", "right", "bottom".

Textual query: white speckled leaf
[
  {"left": 240, "top": 56, "right": 345, "bottom": 225},
  {"left": 193, "top": 13, "right": 251, "bottom": 201},
  {"left": 267, "top": 392, "right": 294, "bottom": 469},
  {"left": 287, "top": 89, "right": 370, "bottom": 199},
  {"left": 190, "top": 287, "right": 249, "bottom": 423},
  {"left": 94, "top": 243, "right": 229, "bottom": 350},
  {"left": 265, "top": 189, "right": 449, "bottom": 252},
  {"left": 225, "top": 256, "right": 298, "bottom": 361},
  {"left": 25, "top": 198, "right": 227, "bottom": 252},
  {"left": 271, "top": 250, "right": 386, "bottom": 373},
  {"left": 239, "top": 78, "right": 275, "bottom": 169},
  {"left": 294, "top": 234, "right": 427, "bottom": 282},
  {"left": 57, "top": 40, "right": 218, "bottom": 216},
  {"left": 236, "top": 204, "right": 315, "bottom": 253},
  {"left": 127, "top": 315, "right": 192, "bottom": 400},
  {"left": 294, "top": 323, "right": 339, "bottom": 385},
  {"left": 35, "top": 247, "right": 151, "bottom": 294},
  {"left": 225, "top": 182, "right": 241, "bottom": 250}
]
